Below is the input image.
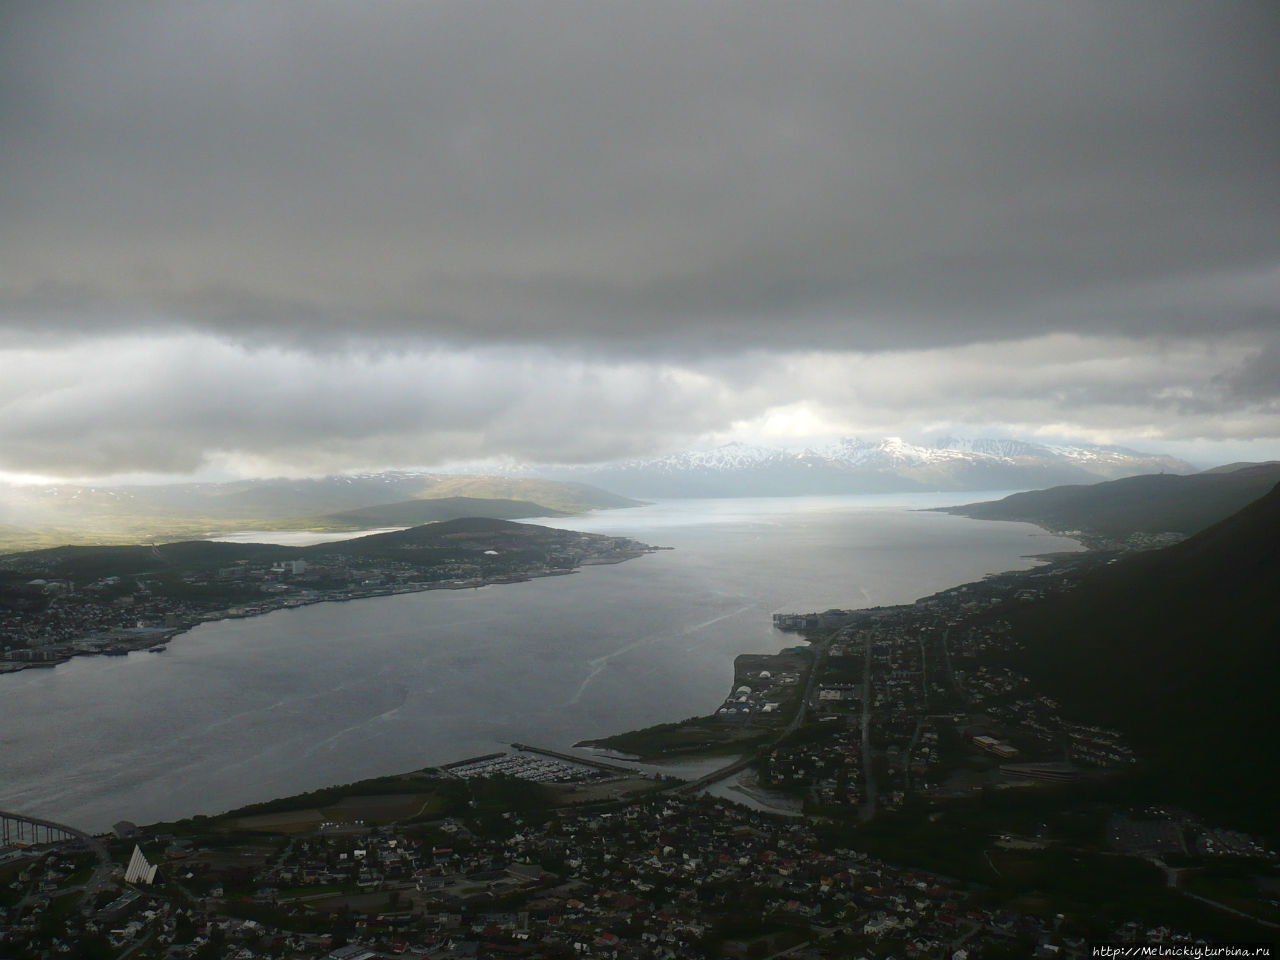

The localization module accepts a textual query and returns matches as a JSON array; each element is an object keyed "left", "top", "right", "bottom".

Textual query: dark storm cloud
[
  {"left": 2, "top": 0, "right": 1277, "bottom": 352},
  {"left": 1222, "top": 340, "right": 1280, "bottom": 404}
]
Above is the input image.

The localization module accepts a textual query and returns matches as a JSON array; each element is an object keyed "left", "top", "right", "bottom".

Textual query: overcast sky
[{"left": 2, "top": 0, "right": 1278, "bottom": 480}]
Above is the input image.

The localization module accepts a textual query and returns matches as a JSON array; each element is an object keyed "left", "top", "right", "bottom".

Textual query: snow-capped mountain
[
  {"left": 539, "top": 438, "right": 1195, "bottom": 498},
  {"left": 926, "top": 437, "right": 1193, "bottom": 478}
]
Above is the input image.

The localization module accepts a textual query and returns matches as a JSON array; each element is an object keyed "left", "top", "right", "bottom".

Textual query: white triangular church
[{"left": 124, "top": 844, "right": 157, "bottom": 885}]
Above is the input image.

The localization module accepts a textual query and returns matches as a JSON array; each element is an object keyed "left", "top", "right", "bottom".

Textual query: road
[
  {"left": 938, "top": 627, "right": 972, "bottom": 705},
  {"left": 671, "top": 633, "right": 831, "bottom": 796},
  {"left": 1, "top": 809, "right": 115, "bottom": 908},
  {"left": 859, "top": 635, "right": 877, "bottom": 821},
  {"left": 918, "top": 636, "right": 929, "bottom": 711},
  {"left": 786, "top": 632, "right": 829, "bottom": 735}
]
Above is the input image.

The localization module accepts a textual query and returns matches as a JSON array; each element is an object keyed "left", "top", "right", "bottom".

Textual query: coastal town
[
  {"left": 0, "top": 523, "right": 659, "bottom": 672},
  {"left": 2, "top": 762, "right": 1272, "bottom": 960},
  {"left": 760, "top": 571, "right": 1142, "bottom": 820},
  {"left": 3, "top": 547, "right": 1277, "bottom": 958}
]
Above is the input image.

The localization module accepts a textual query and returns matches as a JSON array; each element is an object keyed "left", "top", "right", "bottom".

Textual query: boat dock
[{"left": 510, "top": 743, "right": 644, "bottom": 777}]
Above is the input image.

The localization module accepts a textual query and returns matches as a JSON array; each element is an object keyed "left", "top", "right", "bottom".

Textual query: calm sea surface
[{"left": 0, "top": 494, "right": 1078, "bottom": 831}]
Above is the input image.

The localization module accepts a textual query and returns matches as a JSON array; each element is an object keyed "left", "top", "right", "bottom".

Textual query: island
[{"left": 0, "top": 518, "right": 662, "bottom": 672}]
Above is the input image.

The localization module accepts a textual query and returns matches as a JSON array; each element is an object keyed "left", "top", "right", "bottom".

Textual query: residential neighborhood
[{"left": 3, "top": 552, "right": 1277, "bottom": 957}]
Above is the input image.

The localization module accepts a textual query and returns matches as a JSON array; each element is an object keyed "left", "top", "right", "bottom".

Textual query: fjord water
[{"left": 0, "top": 494, "right": 1078, "bottom": 831}]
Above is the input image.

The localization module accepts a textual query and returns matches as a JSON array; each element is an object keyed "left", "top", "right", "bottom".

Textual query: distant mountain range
[
  {"left": 320, "top": 496, "right": 568, "bottom": 528},
  {"left": 0, "top": 436, "right": 1212, "bottom": 552},
  {"left": 539, "top": 437, "right": 1196, "bottom": 498},
  {"left": 6, "top": 516, "right": 605, "bottom": 582},
  {"left": 0, "top": 475, "right": 638, "bottom": 553}
]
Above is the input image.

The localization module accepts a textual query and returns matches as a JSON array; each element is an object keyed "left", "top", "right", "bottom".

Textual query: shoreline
[
  {"left": 569, "top": 532, "right": 1095, "bottom": 776},
  {"left": 1, "top": 551, "right": 662, "bottom": 676},
  {"left": 2, "top": 505, "right": 1088, "bottom": 832}
]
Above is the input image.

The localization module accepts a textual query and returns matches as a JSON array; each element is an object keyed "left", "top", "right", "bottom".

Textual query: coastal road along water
[
  {"left": 671, "top": 631, "right": 832, "bottom": 797},
  {"left": 860, "top": 635, "right": 877, "bottom": 821}
]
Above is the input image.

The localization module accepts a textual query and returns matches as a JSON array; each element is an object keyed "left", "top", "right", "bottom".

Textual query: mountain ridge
[
  {"left": 538, "top": 437, "right": 1195, "bottom": 498},
  {"left": 320, "top": 496, "right": 567, "bottom": 529},
  {"left": 938, "top": 461, "right": 1280, "bottom": 542},
  {"left": 0, "top": 475, "right": 639, "bottom": 553}
]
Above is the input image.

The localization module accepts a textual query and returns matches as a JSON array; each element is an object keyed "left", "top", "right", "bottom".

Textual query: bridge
[
  {"left": 0, "top": 809, "right": 109, "bottom": 864},
  {"left": 669, "top": 754, "right": 756, "bottom": 795}
]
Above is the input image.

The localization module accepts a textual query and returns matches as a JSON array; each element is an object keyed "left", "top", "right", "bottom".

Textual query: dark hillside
[
  {"left": 316, "top": 516, "right": 540, "bottom": 549},
  {"left": 5, "top": 518, "right": 587, "bottom": 578},
  {"left": 1010, "top": 483, "right": 1280, "bottom": 829},
  {"left": 941, "top": 462, "right": 1280, "bottom": 541},
  {"left": 1198, "top": 460, "right": 1280, "bottom": 475},
  {"left": 13, "top": 540, "right": 284, "bottom": 580},
  {"left": 322, "top": 496, "right": 564, "bottom": 527},
  {"left": 306, "top": 517, "right": 598, "bottom": 573}
]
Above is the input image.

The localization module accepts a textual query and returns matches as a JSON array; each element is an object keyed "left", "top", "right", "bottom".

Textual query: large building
[{"left": 124, "top": 845, "right": 157, "bottom": 885}]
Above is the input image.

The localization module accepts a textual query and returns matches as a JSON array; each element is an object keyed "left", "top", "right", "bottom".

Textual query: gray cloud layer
[
  {"left": 4, "top": 1, "right": 1277, "bottom": 351},
  {"left": 1, "top": 2, "right": 1278, "bottom": 477},
  {"left": 0, "top": 333, "right": 1271, "bottom": 478}
]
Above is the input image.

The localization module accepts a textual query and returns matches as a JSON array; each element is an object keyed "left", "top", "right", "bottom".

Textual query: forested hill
[
  {"left": 2, "top": 518, "right": 618, "bottom": 582},
  {"left": 1009, "top": 481, "right": 1280, "bottom": 828},
  {"left": 320, "top": 496, "right": 566, "bottom": 528},
  {"left": 939, "top": 461, "right": 1280, "bottom": 542}
]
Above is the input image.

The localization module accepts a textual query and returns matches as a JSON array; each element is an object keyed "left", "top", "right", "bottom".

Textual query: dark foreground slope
[
  {"left": 1010, "top": 482, "right": 1280, "bottom": 828},
  {"left": 941, "top": 461, "right": 1280, "bottom": 541}
]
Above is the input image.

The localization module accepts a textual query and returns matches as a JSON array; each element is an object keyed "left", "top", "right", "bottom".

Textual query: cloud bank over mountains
[{"left": 1, "top": 1, "right": 1277, "bottom": 479}]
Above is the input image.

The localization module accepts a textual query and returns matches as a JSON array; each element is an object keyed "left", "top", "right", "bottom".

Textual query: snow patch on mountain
[{"left": 535, "top": 437, "right": 1197, "bottom": 498}]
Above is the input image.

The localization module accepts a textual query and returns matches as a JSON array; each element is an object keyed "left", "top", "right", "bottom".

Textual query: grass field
[
  {"left": 229, "top": 792, "right": 445, "bottom": 834},
  {"left": 581, "top": 716, "right": 777, "bottom": 761}
]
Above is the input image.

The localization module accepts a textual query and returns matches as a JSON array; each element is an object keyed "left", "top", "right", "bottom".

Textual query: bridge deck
[{"left": 0, "top": 809, "right": 109, "bottom": 863}]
